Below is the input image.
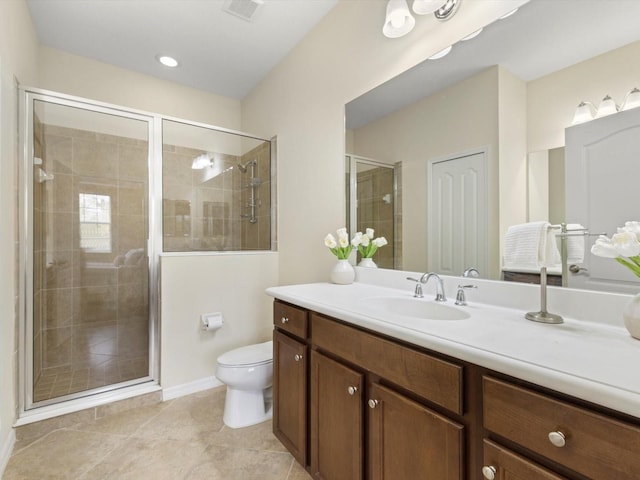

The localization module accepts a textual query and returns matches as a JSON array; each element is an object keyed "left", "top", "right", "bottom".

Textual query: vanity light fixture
[
  {"left": 595, "top": 94, "right": 618, "bottom": 118},
  {"left": 621, "top": 87, "right": 640, "bottom": 111},
  {"left": 383, "top": 0, "right": 463, "bottom": 38},
  {"left": 428, "top": 45, "right": 453, "bottom": 59},
  {"left": 433, "top": 0, "right": 461, "bottom": 21},
  {"left": 571, "top": 101, "right": 596, "bottom": 125},
  {"left": 383, "top": 0, "right": 416, "bottom": 38},
  {"left": 156, "top": 54, "right": 179, "bottom": 68},
  {"left": 461, "top": 28, "right": 483, "bottom": 41},
  {"left": 499, "top": 7, "right": 519, "bottom": 20}
]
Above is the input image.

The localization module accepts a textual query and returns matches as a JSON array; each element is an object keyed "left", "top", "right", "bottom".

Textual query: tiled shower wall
[
  {"left": 33, "top": 122, "right": 149, "bottom": 402},
  {"left": 162, "top": 142, "right": 271, "bottom": 252},
  {"left": 240, "top": 141, "right": 272, "bottom": 250},
  {"left": 356, "top": 166, "right": 401, "bottom": 270}
]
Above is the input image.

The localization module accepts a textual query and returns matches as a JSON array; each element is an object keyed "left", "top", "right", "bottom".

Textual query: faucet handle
[
  {"left": 406, "top": 277, "right": 424, "bottom": 298},
  {"left": 455, "top": 284, "right": 477, "bottom": 306}
]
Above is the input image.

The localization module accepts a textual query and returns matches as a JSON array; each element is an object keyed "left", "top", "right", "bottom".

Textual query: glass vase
[{"left": 622, "top": 292, "right": 640, "bottom": 340}]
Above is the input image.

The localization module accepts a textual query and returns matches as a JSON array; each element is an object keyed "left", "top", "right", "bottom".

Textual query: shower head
[{"left": 237, "top": 159, "right": 256, "bottom": 173}]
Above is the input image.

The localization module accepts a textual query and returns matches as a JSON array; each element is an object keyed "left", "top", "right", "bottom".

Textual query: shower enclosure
[
  {"left": 19, "top": 88, "right": 275, "bottom": 412},
  {"left": 21, "top": 90, "right": 157, "bottom": 408},
  {"left": 346, "top": 155, "right": 401, "bottom": 269}
]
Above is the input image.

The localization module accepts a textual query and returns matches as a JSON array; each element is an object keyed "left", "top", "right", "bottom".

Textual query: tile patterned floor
[{"left": 4, "top": 387, "right": 312, "bottom": 480}]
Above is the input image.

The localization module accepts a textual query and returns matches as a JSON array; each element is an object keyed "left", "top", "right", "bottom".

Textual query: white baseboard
[
  {"left": 162, "top": 376, "right": 224, "bottom": 401},
  {"left": 0, "top": 429, "right": 16, "bottom": 477}
]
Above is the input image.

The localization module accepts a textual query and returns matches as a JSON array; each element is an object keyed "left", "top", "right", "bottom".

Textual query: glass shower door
[{"left": 28, "top": 95, "right": 154, "bottom": 405}]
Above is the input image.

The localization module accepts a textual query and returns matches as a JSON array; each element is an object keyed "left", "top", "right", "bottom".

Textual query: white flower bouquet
[
  {"left": 591, "top": 221, "right": 640, "bottom": 277},
  {"left": 355, "top": 228, "right": 388, "bottom": 259}
]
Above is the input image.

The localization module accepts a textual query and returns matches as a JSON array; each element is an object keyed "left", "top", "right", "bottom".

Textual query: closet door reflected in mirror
[{"left": 346, "top": 155, "right": 401, "bottom": 269}]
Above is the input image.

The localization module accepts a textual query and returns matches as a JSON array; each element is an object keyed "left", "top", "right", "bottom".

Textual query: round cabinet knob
[
  {"left": 281, "top": 317, "right": 289, "bottom": 324},
  {"left": 481, "top": 465, "right": 497, "bottom": 480},
  {"left": 548, "top": 430, "right": 566, "bottom": 448},
  {"left": 368, "top": 399, "right": 379, "bottom": 409},
  {"left": 294, "top": 354, "right": 303, "bottom": 362},
  {"left": 347, "top": 386, "right": 358, "bottom": 396}
]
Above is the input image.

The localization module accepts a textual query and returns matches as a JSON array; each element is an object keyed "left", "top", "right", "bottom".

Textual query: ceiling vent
[{"left": 222, "top": 0, "right": 265, "bottom": 22}]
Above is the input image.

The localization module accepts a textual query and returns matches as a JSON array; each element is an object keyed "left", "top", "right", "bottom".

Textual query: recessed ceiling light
[{"left": 156, "top": 55, "right": 179, "bottom": 67}]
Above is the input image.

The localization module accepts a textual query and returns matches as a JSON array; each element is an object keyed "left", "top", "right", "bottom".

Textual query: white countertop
[{"left": 266, "top": 279, "right": 640, "bottom": 419}]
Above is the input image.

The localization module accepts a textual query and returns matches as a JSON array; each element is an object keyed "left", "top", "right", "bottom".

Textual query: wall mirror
[{"left": 345, "top": 0, "right": 640, "bottom": 293}]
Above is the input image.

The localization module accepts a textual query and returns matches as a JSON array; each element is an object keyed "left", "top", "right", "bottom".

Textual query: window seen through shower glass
[
  {"left": 162, "top": 120, "right": 272, "bottom": 252},
  {"left": 79, "top": 193, "right": 112, "bottom": 252}
]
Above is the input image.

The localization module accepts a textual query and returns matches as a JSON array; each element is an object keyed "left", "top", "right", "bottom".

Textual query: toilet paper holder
[{"left": 201, "top": 312, "right": 224, "bottom": 331}]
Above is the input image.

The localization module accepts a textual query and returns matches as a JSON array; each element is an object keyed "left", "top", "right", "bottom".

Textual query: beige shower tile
[
  {"left": 44, "top": 287, "right": 73, "bottom": 328},
  {"left": 118, "top": 180, "right": 147, "bottom": 216},
  {"left": 73, "top": 138, "right": 119, "bottom": 178},
  {"left": 82, "top": 436, "right": 206, "bottom": 480},
  {"left": 163, "top": 151, "right": 194, "bottom": 186},
  {"left": 4, "top": 429, "right": 122, "bottom": 480},
  {"left": 186, "top": 446, "right": 293, "bottom": 480},
  {"left": 43, "top": 327, "right": 72, "bottom": 368},
  {"left": 117, "top": 214, "right": 146, "bottom": 253},
  {"left": 45, "top": 250, "right": 73, "bottom": 289},
  {"left": 118, "top": 144, "right": 149, "bottom": 181},
  {"left": 51, "top": 211, "right": 74, "bottom": 252},
  {"left": 73, "top": 285, "right": 118, "bottom": 323},
  {"left": 42, "top": 132, "right": 73, "bottom": 174},
  {"left": 46, "top": 171, "right": 74, "bottom": 213}
]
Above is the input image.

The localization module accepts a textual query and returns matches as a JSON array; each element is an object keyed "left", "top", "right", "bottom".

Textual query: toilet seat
[{"left": 217, "top": 341, "right": 272, "bottom": 367}]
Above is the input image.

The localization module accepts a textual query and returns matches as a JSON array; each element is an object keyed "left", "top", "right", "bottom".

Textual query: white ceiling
[
  {"left": 26, "top": 0, "right": 640, "bottom": 122},
  {"left": 26, "top": 0, "right": 339, "bottom": 100},
  {"left": 347, "top": 0, "right": 640, "bottom": 129}
]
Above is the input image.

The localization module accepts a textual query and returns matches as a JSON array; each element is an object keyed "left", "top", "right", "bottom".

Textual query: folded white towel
[
  {"left": 503, "top": 221, "right": 561, "bottom": 270},
  {"left": 565, "top": 223, "right": 585, "bottom": 264}
]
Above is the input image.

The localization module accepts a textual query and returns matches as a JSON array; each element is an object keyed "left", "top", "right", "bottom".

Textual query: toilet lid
[{"left": 217, "top": 341, "right": 273, "bottom": 367}]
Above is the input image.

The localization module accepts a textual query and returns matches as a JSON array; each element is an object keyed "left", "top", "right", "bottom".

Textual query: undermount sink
[{"left": 362, "top": 296, "right": 471, "bottom": 321}]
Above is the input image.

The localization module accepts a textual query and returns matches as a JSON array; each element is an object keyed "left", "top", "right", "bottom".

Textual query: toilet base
[{"left": 223, "top": 386, "right": 273, "bottom": 429}]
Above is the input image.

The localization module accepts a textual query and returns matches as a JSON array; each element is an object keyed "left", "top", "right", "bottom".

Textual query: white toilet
[{"left": 215, "top": 340, "right": 274, "bottom": 429}]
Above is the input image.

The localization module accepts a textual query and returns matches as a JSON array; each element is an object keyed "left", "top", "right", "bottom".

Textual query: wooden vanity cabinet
[
  {"left": 368, "top": 382, "right": 464, "bottom": 480},
  {"left": 483, "top": 376, "right": 640, "bottom": 480},
  {"left": 308, "top": 310, "right": 465, "bottom": 480},
  {"left": 310, "top": 350, "right": 364, "bottom": 479},
  {"left": 272, "top": 300, "right": 640, "bottom": 480},
  {"left": 481, "top": 439, "right": 568, "bottom": 480},
  {"left": 272, "top": 302, "right": 308, "bottom": 466}
]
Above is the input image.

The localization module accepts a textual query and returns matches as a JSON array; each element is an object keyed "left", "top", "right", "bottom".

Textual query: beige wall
[
  {"left": 0, "top": 0, "right": 40, "bottom": 469},
  {"left": 160, "top": 253, "right": 277, "bottom": 389},
  {"left": 351, "top": 67, "right": 501, "bottom": 274},
  {"left": 242, "top": 0, "right": 528, "bottom": 285},
  {"left": 527, "top": 40, "right": 640, "bottom": 153},
  {"left": 39, "top": 47, "right": 241, "bottom": 129}
]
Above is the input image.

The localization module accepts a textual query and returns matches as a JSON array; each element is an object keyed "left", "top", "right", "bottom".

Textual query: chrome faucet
[
  {"left": 406, "top": 272, "right": 447, "bottom": 302},
  {"left": 455, "top": 284, "right": 477, "bottom": 306},
  {"left": 462, "top": 267, "right": 480, "bottom": 278}
]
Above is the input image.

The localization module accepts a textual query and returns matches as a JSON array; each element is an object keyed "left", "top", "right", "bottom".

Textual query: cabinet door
[
  {"left": 481, "top": 440, "right": 567, "bottom": 480},
  {"left": 368, "top": 383, "right": 464, "bottom": 480},
  {"left": 273, "top": 330, "right": 307, "bottom": 466},
  {"left": 310, "top": 350, "right": 364, "bottom": 480}
]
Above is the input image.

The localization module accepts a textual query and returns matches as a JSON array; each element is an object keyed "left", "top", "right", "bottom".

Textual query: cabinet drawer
[
  {"left": 311, "top": 313, "right": 463, "bottom": 415},
  {"left": 482, "top": 439, "right": 567, "bottom": 480},
  {"left": 483, "top": 376, "right": 640, "bottom": 480},
  {"left": 274, "top": 301, "right": 308, "bottom": 339}
]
